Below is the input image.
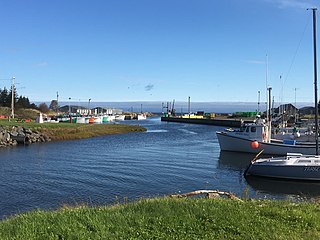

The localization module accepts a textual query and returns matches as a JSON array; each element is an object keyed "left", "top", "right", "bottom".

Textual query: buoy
[
  {"left": 89, "top": 117, "right": 94, "bottom": 124},
  {"left": 251, "top": 141, "right": 260, "bottom": 149}
]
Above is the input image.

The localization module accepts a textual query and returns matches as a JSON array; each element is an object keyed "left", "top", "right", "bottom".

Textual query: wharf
[{"left": 160, "top": 116, "right": 254, "bottom": 128}]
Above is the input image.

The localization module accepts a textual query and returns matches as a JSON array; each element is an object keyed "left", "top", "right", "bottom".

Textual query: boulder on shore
[{"left": 0, "top": 126, "right": 51, "bottom": 148}]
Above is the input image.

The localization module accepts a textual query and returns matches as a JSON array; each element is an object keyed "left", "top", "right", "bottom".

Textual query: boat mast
[
  {"left": 267, "top": 87, "right": 272, "bottom": 142},
  {"left": 310, "top": 8, "right": 318, "bottom": 155}
]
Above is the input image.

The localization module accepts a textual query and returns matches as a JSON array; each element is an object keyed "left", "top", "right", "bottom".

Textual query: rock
[{"left": 0, "top": 125, "right": 51, "bottom": 148}]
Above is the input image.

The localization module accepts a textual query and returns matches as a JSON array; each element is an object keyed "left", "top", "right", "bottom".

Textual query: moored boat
[
  {"left": 115, "top": 115, "right": 125, "bottom": 121},
  {"left": 93, "top": 116, "right": 102, "bottom": 124},
  {"left": 137, "top": 114, "right": 147, "bottom": 120},
  {"left": 245, "top": 153, "right": 320, "bottom": 181},
  {"left": 216, "top": 120, "right": 319, "bottom": 155},
  {"left": 76, "top": 117, "right": 86, "bottom": 124}
]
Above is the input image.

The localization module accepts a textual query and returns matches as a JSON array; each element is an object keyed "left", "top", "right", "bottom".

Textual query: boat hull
[
  {"left": 246, "top": 164, "right": 320, "bottom": 180},
  {"left": 216, "top": 131, "right": 318, "bottom": 155},
  {"left": 245, "top": 155, "right": 320, "bottom": 181}
]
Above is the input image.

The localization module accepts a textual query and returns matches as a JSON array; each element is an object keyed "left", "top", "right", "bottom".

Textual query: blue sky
[{"left": 0, "top": 0, "right": 319, "bottom": 105}]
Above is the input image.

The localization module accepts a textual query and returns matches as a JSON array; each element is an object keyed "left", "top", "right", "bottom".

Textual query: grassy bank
[
  {"left": 0, "top": 197, "right": 319, "bottom": 239},
  {"left": 0, "top": 120, "right": 146, "bottom": 141},
  {"left": 39, "top": 123, "right": 146, "bottom": 141}
]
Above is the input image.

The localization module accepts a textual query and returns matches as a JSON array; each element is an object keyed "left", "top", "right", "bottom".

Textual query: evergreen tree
[
  {"left": 16, "top": 96, "right": 31, "bottom": 109},
  {"left": 0, "top": 88, "right": 9, "bottom": 107},
  {"left": 0, "top": 87, "right": 38, "bottom": 110}
]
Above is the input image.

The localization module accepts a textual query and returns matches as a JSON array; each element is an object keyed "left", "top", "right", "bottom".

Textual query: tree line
[
  {"left": 0, "top": 87, "right": 59, "bottom": 113},
  {"left": 0, "top": 87, "right": 37, "bottom": 110}
]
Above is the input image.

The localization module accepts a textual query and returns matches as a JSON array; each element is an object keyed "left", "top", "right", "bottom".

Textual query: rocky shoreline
[{"left": 0, "top": 126, "right": 51, "bottom": 147}]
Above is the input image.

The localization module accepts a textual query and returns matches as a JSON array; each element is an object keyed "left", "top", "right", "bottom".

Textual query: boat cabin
[{"left": 227, "top": 122, "right": 269, "bottom": 142}]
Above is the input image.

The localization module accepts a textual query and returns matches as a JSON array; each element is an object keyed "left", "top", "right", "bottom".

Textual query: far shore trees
[
  {"left": 0, "top": 87, "right": 37, "bottom": 110},
  {"left": 38, "top": 103, "right": 49, "bottom": 113}
]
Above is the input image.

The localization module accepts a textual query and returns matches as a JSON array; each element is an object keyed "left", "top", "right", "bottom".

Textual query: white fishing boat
[
  {"left": 137, "top": 114, "right": 147, "bottom": 120},
  {"left": 93, "top": 116, "right": 102, "bottom": 124},
  {"left": 216, "top": 120, "right": 319, "bottom": 155},
  {"left": 272, "top": 127, "right": 316, "bottom": 142},
  {"left": 245, "top": 153, "right": 320, "bottom": 181},
  {"left": 102, "top": 115, "right": 116, "bottom": 122},
  {"left": 108, "top": 115, "right": 116, "bottom": 121},
  {"left": 76, "top": 117, "right": 86, "bottom": 124},
  {"left": 115, "top": 115, "right": 125, "bottom": 121}
]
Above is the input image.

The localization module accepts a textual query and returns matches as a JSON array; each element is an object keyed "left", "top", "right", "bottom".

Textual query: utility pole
[
  {"left": 188, "top": 96, "right": 191, "bottom": 117},
  {"left": 68, "top": 97, "right": 71, "bottom": 114},
  {"left": 11, "top": 76, "right": 15, "bottom": 119},
  {"left": 294, "top": 88, "right": 297, "bottom": 123},
  {"left": 267, "top": 87, "right": 272, "bottom": 142},
  {"left": 309, "top": 8, "right": 318, "bottom": 155},
  {"left": 88, "top": 98, "right": 91, "bottom": 115}
]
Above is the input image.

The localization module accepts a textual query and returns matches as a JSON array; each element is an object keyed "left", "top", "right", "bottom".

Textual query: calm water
[{"left": 1, "top": 117, "right": 320, "bottom": 219}]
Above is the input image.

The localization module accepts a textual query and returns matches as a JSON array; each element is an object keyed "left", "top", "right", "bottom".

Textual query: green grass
[
  {"left": 0, "top": 198, "right": 319, "bottom": 239},
  {"left": 0, "top": 119, "right": 146, "bottom": 141}
]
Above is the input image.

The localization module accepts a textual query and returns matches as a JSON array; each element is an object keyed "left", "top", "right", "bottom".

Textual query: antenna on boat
[
  {"left": 257, "top": 90, "right": 260, "bottom": 114},
  {"left": 308, "top": 8, "right": 318, "bottom": 155},
  {"left": 265, "top": 54, "right": 269, "bottom": 117}
]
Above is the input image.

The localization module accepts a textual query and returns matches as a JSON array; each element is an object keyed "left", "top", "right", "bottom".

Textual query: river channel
[{"left": 1, "top": 117, "right": 320, "bottom": 219}]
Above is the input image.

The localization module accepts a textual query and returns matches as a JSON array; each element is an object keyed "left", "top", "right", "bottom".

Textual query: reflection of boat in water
[
  {"left": 245, "top": 175, "right": 320, "bottom": 197},
  {"left": 218, "top": 151, "right": 255, "bottom": 170}
]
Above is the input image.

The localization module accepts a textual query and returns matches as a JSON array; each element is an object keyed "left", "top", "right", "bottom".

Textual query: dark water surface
[{"left": 1, "top": 117, "right": 320, "bottom": 219}]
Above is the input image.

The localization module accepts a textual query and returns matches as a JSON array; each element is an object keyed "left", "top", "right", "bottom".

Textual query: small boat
[
  {"left": 108, "top": 115, "right": 116, "bottom": 121},
  {"left": 93, "top": 116, "right": 102, "bottom": 124},
  {"left": 115, "top": 115, "right": 125, "bottom": 121},
  {"left": 216, "top": 120, "right": 319, "bottom": 155},
  {"left": 76, "top": 117, "right": 86, "bottom": 124},
  {"left": 137, "top": 114, "right": 147, "bottom": 120},
  {"left": 245, "top": 153, "right": 320, "bottom": 181}
]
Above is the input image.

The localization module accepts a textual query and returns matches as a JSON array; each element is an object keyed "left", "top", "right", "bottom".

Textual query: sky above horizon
[{"left": 0, "top": 0, "right": 319, "bottom": 105}]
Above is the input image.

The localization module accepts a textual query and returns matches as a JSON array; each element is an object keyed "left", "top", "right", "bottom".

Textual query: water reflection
[
  {"left": 218, "top": 151, "right": 255, "bottom": 170},
  {"left": 245, "top": 176, "right": 320, "bottom": 198}
]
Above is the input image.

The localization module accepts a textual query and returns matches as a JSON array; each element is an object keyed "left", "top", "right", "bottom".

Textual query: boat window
[{"left": 251, "top": 127, "right": 256, "bottom": 132}]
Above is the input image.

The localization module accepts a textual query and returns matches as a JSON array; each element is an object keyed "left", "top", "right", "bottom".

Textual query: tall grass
[
  {"left": 0, "top": 120, "right": 146, "bottom": 141},
  {"left": 0, "top": 198, "right": 319, "bottom": 239}
]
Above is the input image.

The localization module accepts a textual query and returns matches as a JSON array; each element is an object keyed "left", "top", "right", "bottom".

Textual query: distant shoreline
[{"left": 33, "top": 101, "right": 315, "bottom": 115}]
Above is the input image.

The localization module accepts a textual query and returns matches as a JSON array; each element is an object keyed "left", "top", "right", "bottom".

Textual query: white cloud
[
  {"left": 246, "top": 60, "right": 265, "bottom": 64},
  {"left": 35, "top": 61, "right": 48, "bottom": 67},
  {"left": 265, "top": 0, "right": 317, "bottom": 9}
]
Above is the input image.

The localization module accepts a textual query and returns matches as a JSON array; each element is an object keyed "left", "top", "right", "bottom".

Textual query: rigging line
[{"left": 283, "top": 13, "right": 311, "bottom": 86}]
